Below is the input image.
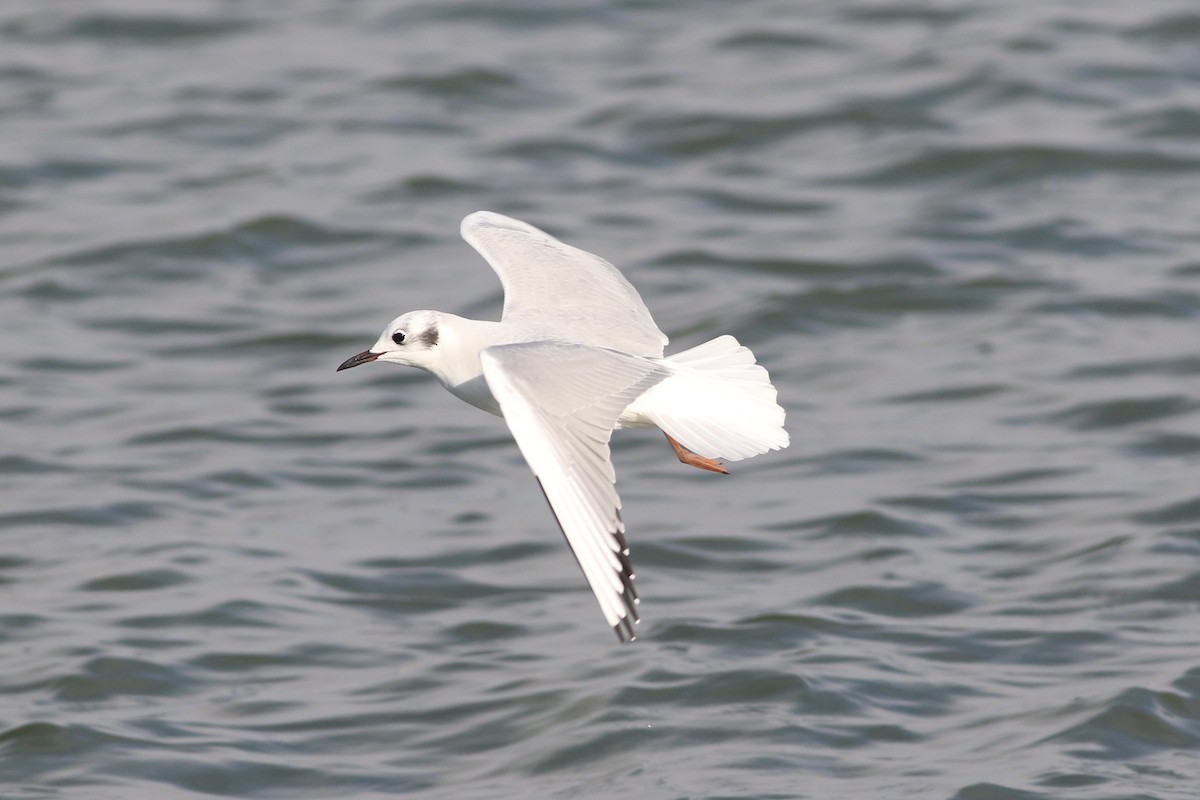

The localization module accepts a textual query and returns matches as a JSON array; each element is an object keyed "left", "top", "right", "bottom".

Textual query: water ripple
[{"left": 4, "top": 1, "right": 1200, "bottom": 798}]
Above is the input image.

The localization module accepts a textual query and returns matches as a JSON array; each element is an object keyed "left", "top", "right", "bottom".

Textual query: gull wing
[
  {"left": 462, "top": 211, "right": 669, "bottom": 359},
  {"left": 479, "top": 341, "right": 670, "bottom": 641}
]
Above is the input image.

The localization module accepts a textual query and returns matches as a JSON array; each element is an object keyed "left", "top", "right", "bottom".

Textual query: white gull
[{"left": 338, "top": 211, "right": 788, "bottom": 641}]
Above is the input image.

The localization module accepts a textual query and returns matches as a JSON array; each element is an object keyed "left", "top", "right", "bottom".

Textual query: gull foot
[{"left": 664, "top": 433, "right": 729, "bottom": 475}]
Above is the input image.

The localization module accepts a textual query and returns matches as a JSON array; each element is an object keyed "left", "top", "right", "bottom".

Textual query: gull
[{"left": 337, "top": 211, "right": 788, "bottom": 641}]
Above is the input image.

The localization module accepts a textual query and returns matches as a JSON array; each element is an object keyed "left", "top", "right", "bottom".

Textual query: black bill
[{"left": 336, "top": 350, "right": 381, "bottom": 371}]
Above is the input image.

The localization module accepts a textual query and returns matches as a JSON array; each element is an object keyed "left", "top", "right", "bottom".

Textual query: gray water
[{"left": 3, "top": 1, "right": 1200, "bottom": 798}]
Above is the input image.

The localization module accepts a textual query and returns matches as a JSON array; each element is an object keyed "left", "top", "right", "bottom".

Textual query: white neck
[{"left": 425, "top": 314, "right": 507, "bottom": 415}]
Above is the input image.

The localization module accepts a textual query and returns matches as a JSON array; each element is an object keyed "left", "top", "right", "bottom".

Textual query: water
[{"left": 3, "top": 1, "right": 1200, "bottom": 797}]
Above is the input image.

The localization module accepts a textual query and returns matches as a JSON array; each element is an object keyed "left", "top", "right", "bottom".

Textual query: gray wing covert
[{"left": 462, "top": 211, "right": 668, "bottom": 358}]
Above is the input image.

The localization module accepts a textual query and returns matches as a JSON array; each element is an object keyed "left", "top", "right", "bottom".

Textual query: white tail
[{"left": 632, "top": 335, "right": 788, "bottom": 461}]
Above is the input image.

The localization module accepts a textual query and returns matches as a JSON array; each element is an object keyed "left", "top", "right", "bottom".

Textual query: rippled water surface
[{"left": 4, "top": 1, "right": 1200, "bottom": 798}]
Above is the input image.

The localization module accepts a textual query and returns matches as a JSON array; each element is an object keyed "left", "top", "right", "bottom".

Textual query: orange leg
[{"left": 664, "top": 433, "right": 729, "bottom": 474}]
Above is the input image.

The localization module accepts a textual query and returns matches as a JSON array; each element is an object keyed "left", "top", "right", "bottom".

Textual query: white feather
[
  {"left": 623, "top": 335, "right": 789, "bottom": 460},
  {"left": 462, "top": 211, "right": 668, "bottom": 358},
  {"left": 479, "top": 341, "right": 669, "bottom": 641}
]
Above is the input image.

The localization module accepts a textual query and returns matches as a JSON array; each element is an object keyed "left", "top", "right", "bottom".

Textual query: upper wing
[
  {"left": 461, "top": 211, "right": 668, "bottom": 358},
  {"left": 479, "top": 341, "right": 670, "bottom": 641}
]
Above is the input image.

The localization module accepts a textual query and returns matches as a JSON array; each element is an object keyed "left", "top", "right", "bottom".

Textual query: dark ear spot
[{"left": 417, "top": 325, "right": 439, "bottom": 348}]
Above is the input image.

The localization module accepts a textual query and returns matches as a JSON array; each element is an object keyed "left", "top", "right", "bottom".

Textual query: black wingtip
[
  {"left": 614, "top": 615, "right": 638, "bottom": 643},
  {"left": 533, "top": 477, "right": 643, "bottom": 643}
]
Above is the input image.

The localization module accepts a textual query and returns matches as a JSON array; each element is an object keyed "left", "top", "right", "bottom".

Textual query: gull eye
[{"left": 391, "top": 331, "right": 406, "bottom": 345}]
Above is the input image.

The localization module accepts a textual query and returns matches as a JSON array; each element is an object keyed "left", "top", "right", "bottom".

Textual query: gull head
[{"left": 337, "top": 310, "right": 443, "bottom": 373}]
